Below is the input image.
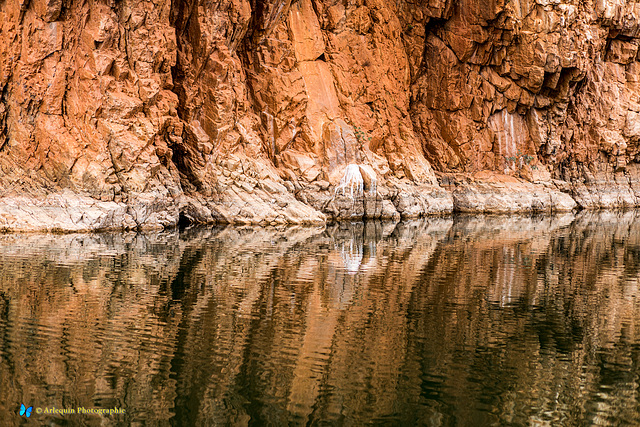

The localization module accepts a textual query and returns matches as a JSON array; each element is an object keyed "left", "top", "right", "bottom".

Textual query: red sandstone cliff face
[
  {"left": 411, "top": 0, "right": 640, "bottom": 209},
  {"left": 0, "top": 0, "right": 637, "bottom": 230}
]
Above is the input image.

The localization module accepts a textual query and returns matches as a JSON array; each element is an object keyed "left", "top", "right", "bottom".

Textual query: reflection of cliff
[
  {"left": 2, "top": 214, "right": 640, "bottom": 424},
  {"left": 167, "top": 219, "right": 454, "bottom": 425},
  {"left": 405, "top": 211, "right": 640, "bottom": 425}
]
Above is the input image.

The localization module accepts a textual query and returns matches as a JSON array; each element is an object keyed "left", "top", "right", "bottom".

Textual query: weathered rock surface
[
  {"left": 1, "top": 0, "right": 640, "bottom": 230},
  {"left": 410, "top": 0, "right": 640, "bottom": 210}
]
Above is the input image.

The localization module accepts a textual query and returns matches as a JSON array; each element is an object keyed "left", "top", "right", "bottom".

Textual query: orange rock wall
[
  {"left": 411, "top": 0, "right": 640, "bottom": 207},
  {"left": 1, "top": 0, "right": 640, "bottom": 229}
]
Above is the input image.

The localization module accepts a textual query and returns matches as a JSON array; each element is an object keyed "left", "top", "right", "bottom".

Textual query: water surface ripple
[{"left": 1, "top": 211, "right": 640, "bottom": 426}]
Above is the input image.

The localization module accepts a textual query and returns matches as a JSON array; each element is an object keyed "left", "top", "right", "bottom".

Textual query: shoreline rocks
[{"left": 1, "top": 174, "right": 638, "bottom": 232}]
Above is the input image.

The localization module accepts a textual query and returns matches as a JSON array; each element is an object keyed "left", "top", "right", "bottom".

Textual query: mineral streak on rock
[
  {"left": 335, "top": 164, "right": 364, "bottom": 198},
  {"left": 0, "top": 0, "right": 639, "bottom": 230}
]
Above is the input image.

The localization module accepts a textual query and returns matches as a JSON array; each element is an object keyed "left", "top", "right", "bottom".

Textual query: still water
[{"left": 2, "top": 211, "right": 640, "bottom": 426}]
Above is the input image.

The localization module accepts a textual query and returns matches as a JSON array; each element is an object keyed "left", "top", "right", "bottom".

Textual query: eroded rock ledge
[
  {"left": 1, "top": 0, "right": 640, "bottom": 230},
  {"left": 0, "top": 173, "right": 577, "bottom": 231}
]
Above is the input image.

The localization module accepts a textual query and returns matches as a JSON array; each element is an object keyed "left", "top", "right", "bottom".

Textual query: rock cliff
[{"left": 1, "top": 0, "right": 639, "bottom": 230}]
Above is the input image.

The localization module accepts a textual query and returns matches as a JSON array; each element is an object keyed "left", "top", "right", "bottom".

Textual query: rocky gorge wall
[{"left": 0, "top": 0, "right": 639, "bottom": 230}]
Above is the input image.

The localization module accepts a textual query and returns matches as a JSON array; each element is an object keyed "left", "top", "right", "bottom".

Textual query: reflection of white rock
[
  {"left": 490, "top": 247, "right": 519, "bottom": 307},
  {"left": 339, "top": 239, "right": 363, "bottom": 275}
]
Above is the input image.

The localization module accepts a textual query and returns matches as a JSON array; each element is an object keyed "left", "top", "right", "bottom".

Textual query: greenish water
[{"left": 2, "top": 211, "right": 640, "bottom": 426}]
